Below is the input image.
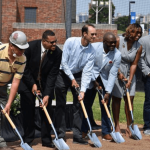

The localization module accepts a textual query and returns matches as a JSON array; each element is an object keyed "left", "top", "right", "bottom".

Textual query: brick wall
[
  {"left": 1, "top": 0, "right": 65, "bottom": 42},
  {"left": 16, "top": 0, "right": 65, "bottom": 23},
  {"left": 10, "top": 23, "right": 117, "bottom": 45},
  {"left": 1, "top": 0, "right": 17, "bottom": 42}
]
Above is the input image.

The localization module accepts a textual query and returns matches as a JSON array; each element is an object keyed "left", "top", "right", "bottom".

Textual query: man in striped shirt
[{"left": 0, "top": 31, "right": 29, "bottom": 148}]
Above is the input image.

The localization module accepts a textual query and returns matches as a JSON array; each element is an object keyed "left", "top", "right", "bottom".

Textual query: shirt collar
[
  {"left": 41, "top": 42, "right": 47, "bottom": 53},
  {"left": 80, "top": 38, "right": 90, "bottom": 49},
  {"left": 103, "top": 48, "right": 110, "bottom": 55}
]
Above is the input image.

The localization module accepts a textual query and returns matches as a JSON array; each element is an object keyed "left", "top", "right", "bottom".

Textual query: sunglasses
[
  {"left": 46, "top": 40, "right": 57, "bottom": 44},
  {"left": 91, "top": 33, "right": 97, "bottom": 36}
]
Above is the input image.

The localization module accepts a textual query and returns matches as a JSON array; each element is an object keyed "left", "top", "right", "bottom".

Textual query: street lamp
[
  {"left": 91, "top": 0, "right": 109, "bottom": 24},
  {"left": 129, "top": 1, "right": 135, "bottom": 25}
]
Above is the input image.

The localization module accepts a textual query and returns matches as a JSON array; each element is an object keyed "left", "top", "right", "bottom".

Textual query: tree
[
  {"left": 88, "top": 0, "right": 115, "bottom": 24},
  {"left": 114, "top": 16, "right": 129, "bottom": 31}
]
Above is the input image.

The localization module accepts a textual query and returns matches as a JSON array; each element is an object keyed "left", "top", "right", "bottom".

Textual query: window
[{"left": 25, "top": 7, "right": 37, "bottom": 23}]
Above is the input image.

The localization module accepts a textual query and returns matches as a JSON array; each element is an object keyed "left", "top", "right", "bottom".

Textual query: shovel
[
  {"left": 122, "top": 81, "right": 142, "bottom": 140},
  {"left": 75, "top": 87, "right": 102, "bottom": 148},
  {"left": 34, "top": 92, "right": 70, "bottom": 150},
  {"left": 96, "top": 88, "right": 125, "bottom": 143},
  {"left": 0, "top": 104, "right": 33, "bottom": 150}
]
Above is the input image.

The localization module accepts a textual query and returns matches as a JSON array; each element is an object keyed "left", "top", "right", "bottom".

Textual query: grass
[
  {"left": 117, "top": 30, "right": 124, "bottom": 34},
  {"left": 66, "top": 91, "right": 145, "bottom": 125}
]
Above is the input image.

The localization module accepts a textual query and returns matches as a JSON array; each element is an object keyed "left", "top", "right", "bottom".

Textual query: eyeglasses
[
  {"left": 46, "top": 40, "right": 57, "bottom": 44},
  {"left": 91, "top": 33, "right": 97, "bottom": 36}
]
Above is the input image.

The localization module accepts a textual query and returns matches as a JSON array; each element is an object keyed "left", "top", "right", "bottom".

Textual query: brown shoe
[
  {"left": 82, "top": 132, "right": 88, "bottom": 139},
  {"left": 102, "top": 134, "right": 113, "bottom": 141}
]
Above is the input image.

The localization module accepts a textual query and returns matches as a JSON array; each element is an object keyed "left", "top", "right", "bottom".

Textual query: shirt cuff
[
  {"left": 80, "top": 86, "right": 86, "bottom": 93},
  {"left": 69, "top": 74, "right": 75, "bottom": 80}
]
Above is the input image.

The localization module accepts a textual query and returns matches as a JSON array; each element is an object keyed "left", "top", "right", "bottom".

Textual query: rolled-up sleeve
[
  {"left": 81, "top": 50, "right": 95, "bottom": 92},
  {"left": 61, "top": 39, "right": 74, "bottom": 80}
]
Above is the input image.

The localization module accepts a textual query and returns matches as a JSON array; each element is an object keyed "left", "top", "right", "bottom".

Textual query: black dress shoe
[
  {"left": 42, "top": 142, "right": 55, "bottom": 148},
  {"left": 73, "top": 137, "right": 88, "bottom": 145}
]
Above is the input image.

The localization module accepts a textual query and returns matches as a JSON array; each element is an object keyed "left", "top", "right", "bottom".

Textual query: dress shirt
[
  {"left": 60, "top": 37, "right": 95, "bottom": 92},
  {"left": 102, "top": 48, "right": 110, "bottom": 64},
  {"left": 41, "top": 42, "right": 46, "bottom": 59}
]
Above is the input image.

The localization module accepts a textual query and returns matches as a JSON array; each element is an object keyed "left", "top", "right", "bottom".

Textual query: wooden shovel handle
[
  {"left": 80, "top": 100, "right": 88, "bottom": 119},
  {"left": 126, "top": 91, "right": 132, "bottom": 111},
  {"left": 43, "top": 106, "right": 52, "bottom": 124},
  {"left": 2, "top": 109, "right": 16, "bottom": 129},
  {"left": 103, "top": 103, "right": 111, "bottom": 118}
]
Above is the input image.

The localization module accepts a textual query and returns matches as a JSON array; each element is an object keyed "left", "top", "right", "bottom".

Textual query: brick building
[{"left": 0, "top": 0, "right": 117, "bottom": 44}]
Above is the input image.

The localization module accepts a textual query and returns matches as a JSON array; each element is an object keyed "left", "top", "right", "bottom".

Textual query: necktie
[{"left": 37, "top": 50, "right": 47, "bottom": 90}]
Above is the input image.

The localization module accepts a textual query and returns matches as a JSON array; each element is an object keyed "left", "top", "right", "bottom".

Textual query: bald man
[{"left": 81, "top": 32, "right": 121, "bottom": 141}]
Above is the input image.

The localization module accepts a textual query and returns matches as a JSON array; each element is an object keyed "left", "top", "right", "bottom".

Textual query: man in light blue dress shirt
[{"left": 55, "top": 24, "right": 96, "bottom": 145}]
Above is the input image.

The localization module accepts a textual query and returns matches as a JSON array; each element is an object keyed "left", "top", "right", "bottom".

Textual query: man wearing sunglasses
[
  {"left": 18, "top": 30, "right": 62, "bottom": 148},
  {"left": 54, "top": 24, "right": 96, "bottom": 145},
  {"left": 82, "top": 32, "right": 121, "bottom": 141}
]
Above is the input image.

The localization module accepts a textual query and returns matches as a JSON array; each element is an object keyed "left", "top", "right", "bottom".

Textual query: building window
[{"left": 25, "top": 7, "right": 37, "bottom": 23}]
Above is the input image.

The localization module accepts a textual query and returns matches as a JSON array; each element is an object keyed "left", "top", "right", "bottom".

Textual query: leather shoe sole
[
  {"left": 42, "top": 142, "right": 55, "bottom": 148},
  {"left": 73, "top": 137, "right": 88, "bottom": 145}
]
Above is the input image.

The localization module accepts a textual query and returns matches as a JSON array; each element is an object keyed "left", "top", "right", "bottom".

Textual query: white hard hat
[{"left": 9, "top": 31, "right": 29, "bottom": 49}]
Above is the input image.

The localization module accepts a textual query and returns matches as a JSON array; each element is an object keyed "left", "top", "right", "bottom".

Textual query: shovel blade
[
  {"left": 129, "top": 124, "right": 142, "bottom": 140},
  {"left": 21, "top": 143, "right": 33, "bottom": 150},
  {"left": 53, "top": 138, "right": 70, "bottom": 150},
  {"left": 87, "top": 132, "right": 102, "bottom": 148},
  {"left": 115, "top": 132, "right": 125, "bottom": 143},
  {"left": 133, "top": 125, "right": 142, "bottom": 140},
  {"left": 110, "top": 132, "right": 118, "bottom": 143}
]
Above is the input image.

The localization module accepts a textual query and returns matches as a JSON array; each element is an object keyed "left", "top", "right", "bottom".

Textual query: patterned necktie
[{"left": 37, "top": 50, "right": 47, "bottom": 90}]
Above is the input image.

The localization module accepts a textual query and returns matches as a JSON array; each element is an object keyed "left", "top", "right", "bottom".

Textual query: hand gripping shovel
[
  {"left": 34, "top": 92, "right": 70, "bottom": 150},
  {"left": 122, "top": 81, "right": 142, "bottom": 140},
  {"left": 96, "top": 88, "right": 125, "bottom": 143},
  {"left": 0, "top": 104, "right": 33, "bottom": 150},
  {"left": 75, "top": 87, "right": 102, "bottom": 148}
]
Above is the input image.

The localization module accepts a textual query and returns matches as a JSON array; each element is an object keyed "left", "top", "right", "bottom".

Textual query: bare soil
[{"left": 5, "top": 121, "right": 150, "bottom": 150}]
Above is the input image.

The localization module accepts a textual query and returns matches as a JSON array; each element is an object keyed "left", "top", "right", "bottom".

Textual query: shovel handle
[
  {"left": 43, "top": 106, "right": 52, "bottom": 124},
  {"left": 80, "top": 100, "right": 88, "bottom": 119},
  {"left": 2, "top": 109, "right": 16, "bottom": 129},
  {"left": 103, "top": 103, "right": 111, "bottom": 118},
  {"left": 126, "top": 91, "right": 132, "bottom": 111}
]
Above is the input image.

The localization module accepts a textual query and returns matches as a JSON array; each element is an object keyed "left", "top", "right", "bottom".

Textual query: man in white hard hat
[{"left": 0, "top": 31, "right": 29, "bottom": 148}]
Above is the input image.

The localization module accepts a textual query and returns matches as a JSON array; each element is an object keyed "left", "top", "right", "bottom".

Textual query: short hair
[
  {"left": 103, "top": 32, "right": 116, "bottom": 42},
  {"left": 82, "top": 24, "right": 95, "bottom": 36},
  {"left": 122, "top": 23, "right": 142, "bottom": 40},
  {"left": 42, "top": 30, "right": 55, "bottom": 39}
]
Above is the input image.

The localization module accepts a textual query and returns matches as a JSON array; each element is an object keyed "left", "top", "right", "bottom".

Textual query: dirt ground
[{"left": 4, "top": 121, "right": 150, "bottom": 150}]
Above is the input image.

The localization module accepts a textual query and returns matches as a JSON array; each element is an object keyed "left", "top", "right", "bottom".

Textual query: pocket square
[{"left": 109, "top": 60, "right": 113, "bottom": 64}]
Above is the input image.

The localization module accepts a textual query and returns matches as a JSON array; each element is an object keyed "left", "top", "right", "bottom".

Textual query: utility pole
[{"left": 108, "top": 0, "right": 112, "bottom": 24}]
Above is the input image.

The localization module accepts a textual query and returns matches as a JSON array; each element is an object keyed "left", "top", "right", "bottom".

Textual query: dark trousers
[
  {"left": 81, "top": 78, "right": 111, "bottom": 136},
  {"left": 20, "top": 87, "right": 53, "bottom": 144},
  {"left": 0, "top": 85, "right": 7, "bottom": 147},
  {"left": 143, "top": 76, "right": 150, "bottom": 130},
  {"left": 55, "top": 70, "right": 83, "bottom": 139}
]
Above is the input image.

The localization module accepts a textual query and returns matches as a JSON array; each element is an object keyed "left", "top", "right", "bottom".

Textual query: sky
[{"left": 76, "top": 0, "right": 150, "bottom": 16}]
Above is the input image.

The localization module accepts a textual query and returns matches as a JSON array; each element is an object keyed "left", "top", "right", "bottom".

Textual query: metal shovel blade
[
  {"left": 114, "top": 132, "right": 125, "bottom": 143},
  {"left": 53, "top": 138, "right": 70, "bottom": 150},
  {"left": 87, "top": 132, "right": 102, "bottom": 148},
  {"left": 129, "top": 124, "right": 142, "bottom": 140},
  {"left": 21, "top": 142, "right": 33, "bottom": 150}
]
